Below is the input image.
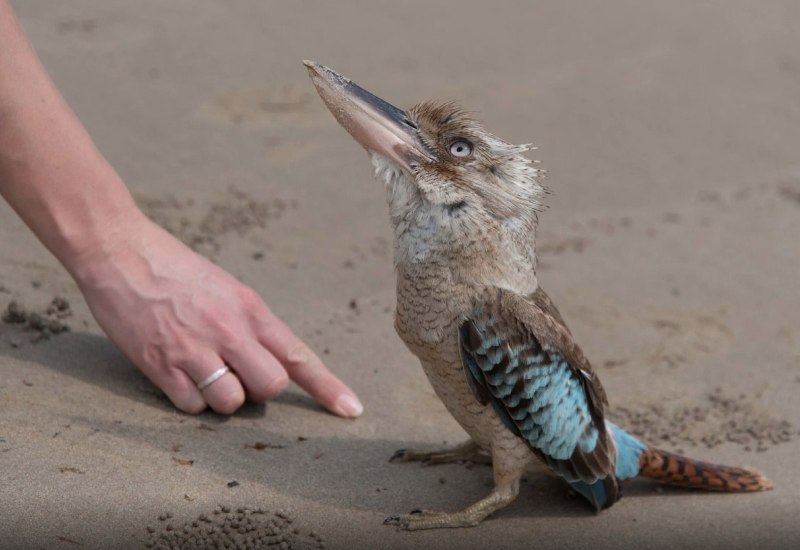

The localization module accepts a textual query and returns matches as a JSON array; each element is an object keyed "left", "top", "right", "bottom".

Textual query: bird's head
[{"left": 305, "top": 61, "right": 544, "bottom": 283}]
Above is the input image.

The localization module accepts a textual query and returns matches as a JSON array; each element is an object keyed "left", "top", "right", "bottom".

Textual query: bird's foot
[
  {"left": 390, "top": 440, "right": 491, "bottom": 465},
  {"left": 383, "top": 471, "right": 520, "bottom": 530},
  {"left": 383, "top": 509, "right": 483, "bottom": 531}
]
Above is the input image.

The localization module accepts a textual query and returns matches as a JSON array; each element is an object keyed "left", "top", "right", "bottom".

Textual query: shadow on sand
[{"left": 0, "top": 327, "right": 699, "bottom": 522}]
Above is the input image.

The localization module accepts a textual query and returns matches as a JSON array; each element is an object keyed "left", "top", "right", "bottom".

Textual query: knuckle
[
  {"left": 238, "top": 286, "right": 263, "bottom": 309},
  {"left": 221, "top": 331, "right": 245, "bottom": 353},
  {"left": 265, "top": 372, "right": 290, "bottom": 398},
  {"left": 247, "top": 383, "right": 269, "bottom": 403},
  {"left": 249, "top": 387, "right": 268, "bottom": 403},
  {"left": 143, "top": 334, "right": 194, "bottom": 371},
  {"left": 141, "top": 340, "right": 168, "bottom": 370},
  {"left": 212, "top": 321, "right": 245, "bottom": 352},
  {"left": 249, "top": 371, "right": 289, "bottom": 402},
  {"left": 199, "top": 305, "right": 221, "bottom": 327},
  {"left": 213, "top": 390, "right": 245, "bottom": 415},
  {"left": 287, "top": 340, "right": 314, "bottom": 367},
  {"left": 160, "top": 373, "right": 206, "bottom": 414},
  {"left": 180, "top": 400, "right": 207, "bottom": 415}
]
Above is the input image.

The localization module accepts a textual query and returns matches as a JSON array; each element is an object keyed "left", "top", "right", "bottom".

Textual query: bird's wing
[{"left": 459, "top": 286, "right": 615, "bottom": 483}]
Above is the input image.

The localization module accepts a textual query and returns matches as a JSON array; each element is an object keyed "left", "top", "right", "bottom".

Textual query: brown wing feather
[{"left": 461, "top": 286, "right": 618, "bottom": 489}]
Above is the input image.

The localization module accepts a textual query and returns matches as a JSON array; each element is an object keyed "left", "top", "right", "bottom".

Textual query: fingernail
[
  {"left": 335, "top": 394, "right": 364, "bottom": 418},
  {"left": 265, "top": 375, "right": 290, "bottom": 398}
]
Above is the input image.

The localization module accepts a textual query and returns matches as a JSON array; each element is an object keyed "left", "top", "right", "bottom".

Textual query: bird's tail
[
  {"left": 636, "top": 447, "right": 773, "bottom": 491},
  {"left": 608, "top": 422, "right": 773, "bottom": 492}
]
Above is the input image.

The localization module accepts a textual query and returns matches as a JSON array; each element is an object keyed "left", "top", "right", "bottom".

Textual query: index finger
[{"left": 256, "top": 311, "right": 363, "bottom": 418}]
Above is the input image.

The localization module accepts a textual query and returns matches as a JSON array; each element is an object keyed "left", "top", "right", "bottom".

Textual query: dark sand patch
[
  {"left": 778, "top": 181, "right": 800, "bottom": 205},
  {"left": 1, "top": 296, "right": 72, "bottom": 343},
  {"left": 611, "top": 389, "right": 796, "bottom": 453},
  {"left": 145, "top": 506, "right": 324, "bottom": 549},
  {"left": 137, "top": 187, "right": 296, "bottom": 256}
]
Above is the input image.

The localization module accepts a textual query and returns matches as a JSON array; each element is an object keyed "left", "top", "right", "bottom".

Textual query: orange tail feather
[{"left": 638, "top": 448, "right": 773, "bottom": 492}]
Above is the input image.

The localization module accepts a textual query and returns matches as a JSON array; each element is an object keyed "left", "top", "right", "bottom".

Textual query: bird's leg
[
  {"left": 390, "top": 439, "right": 491, "bottom": 465},
  {"left": 384, "top": 446, "right": 524, "bottom": 530}
]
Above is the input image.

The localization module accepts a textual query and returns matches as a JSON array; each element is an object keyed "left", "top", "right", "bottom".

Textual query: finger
[
  {"left": 221, "top": 342, "right": 288, "bottom": 403},
  {"left": 192, "top": 356, "right": 246, "bottom": 415},
  {"left": 150, "top": 367, "right": 207, "bottom": 415},
  {"left": 256, "top": 314, "right": 363, "bottom": 418}
]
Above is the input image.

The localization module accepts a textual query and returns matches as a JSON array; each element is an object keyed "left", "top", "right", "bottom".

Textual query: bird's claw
[
  {"left": 389, "top": 442, "right": 491, "bottom": 466},
  {"left": 384, "top": 509, "right": 438, "bottom": 530},
  {"left": 389, "top": 449, "right": 408, "bottom": 462},
  {"left": 383, "top": 514, "right": 411, "bottom": 529},
  {"left": 389, "top": 449, "right": 435, "bottom": 464}
]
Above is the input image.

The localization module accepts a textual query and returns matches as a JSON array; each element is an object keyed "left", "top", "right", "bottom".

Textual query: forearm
[{"left": 0, "top": 1, "right": 141, "bottom": 278}]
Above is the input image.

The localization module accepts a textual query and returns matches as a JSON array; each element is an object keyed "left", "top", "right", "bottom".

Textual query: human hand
[
  {"left": 0, "top": 0, "right": 359, "bottom": 418},
  {"left": 69, "top": 212, "right": 363, "bottom": 417}
]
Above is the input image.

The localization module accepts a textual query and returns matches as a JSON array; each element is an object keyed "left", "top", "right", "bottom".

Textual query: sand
[{"left": 1, "top": 0, "right": 799, "bottom": 548}]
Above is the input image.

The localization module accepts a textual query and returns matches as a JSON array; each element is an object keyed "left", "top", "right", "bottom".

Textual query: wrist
[{"left": 61, "top": 196, "right": 150, "bottom": 287}]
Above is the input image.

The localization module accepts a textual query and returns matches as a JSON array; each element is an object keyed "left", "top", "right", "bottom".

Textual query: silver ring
[{"left": 197, "top": 366, "right": 230, "bottom": 390}]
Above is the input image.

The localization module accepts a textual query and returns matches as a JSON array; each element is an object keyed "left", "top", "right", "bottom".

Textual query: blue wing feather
[
  {"left": 459, "top": 287, "right": 620, "bottom": 509},
  {"left": 464, "top": 315, "right": 598, "bottom": 462}
]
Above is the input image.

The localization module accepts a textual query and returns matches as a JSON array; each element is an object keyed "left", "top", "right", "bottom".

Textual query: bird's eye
[{"left": 449, "top": 140, "right": 473, "bottom": 158}]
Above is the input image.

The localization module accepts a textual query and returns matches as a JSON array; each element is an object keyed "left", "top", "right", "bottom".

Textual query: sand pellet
[
  {"left": 611, "top": 388, "right": 796, "bottom": 452},
  {"left": 145, "top": 506, "right": 324, "bottom": 549},
  {"left": 1, "top": 297, "right": 72, "bottom": 341}
]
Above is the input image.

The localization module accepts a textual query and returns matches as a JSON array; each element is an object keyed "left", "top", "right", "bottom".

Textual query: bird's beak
[{"left": 304, "top": 60, "right": 430, "bottom": 173}]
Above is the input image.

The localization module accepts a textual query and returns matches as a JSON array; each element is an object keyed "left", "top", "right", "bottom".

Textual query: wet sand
[{"left": 1, "top": 1, "right": 799, "bottom": 548}]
